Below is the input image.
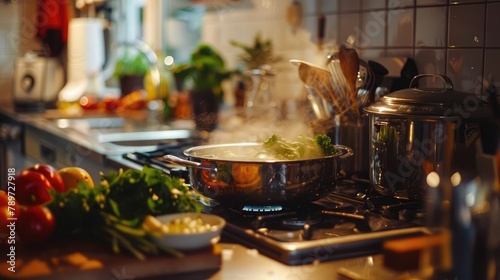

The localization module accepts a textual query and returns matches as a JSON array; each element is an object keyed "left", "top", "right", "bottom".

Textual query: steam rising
[{"left": 207, "top": 107, "right": 316, "bottom": 144}]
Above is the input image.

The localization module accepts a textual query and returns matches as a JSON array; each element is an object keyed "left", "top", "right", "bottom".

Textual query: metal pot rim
[
  {"left": 364, "top": 74, "right": 492, "bottom": 118},
  {"left": 182, "top": 142, "right": 353, "bottom": 163}
]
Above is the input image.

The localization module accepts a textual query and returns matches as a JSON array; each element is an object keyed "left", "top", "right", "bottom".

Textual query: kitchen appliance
[
  {"left": 364, "top": 74, "right": 493, "bottom": 200},
  {"left": 58, "top": 18, "right": 113, "bottom": 103},
  {"left": 162, "top": 143, "right": 352, "bottom": 206},
  {"left": 12, "top": 52, "right": 64, "bottom": 111},
  {"left": 117, "top": 142, "right": 428, "bottom": 266}
]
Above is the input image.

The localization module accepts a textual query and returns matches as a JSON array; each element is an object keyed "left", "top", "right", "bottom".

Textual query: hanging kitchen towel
[{"left": 35, "top": 0, "right": 69, "bottom": 56}]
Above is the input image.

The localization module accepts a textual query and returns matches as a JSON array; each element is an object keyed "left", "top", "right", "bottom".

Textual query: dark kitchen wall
[
  {"left": 200, "top": 0, "right": 500, "bottom": 102},
  {"left": 313, "top": 0, "right": 500, "bottom": 97},
  {"left": 1, "top": 1, "right": 499, "bottom": 105},
  {"left": 0, "top": 1, "right": 42, "bottom": 104}
]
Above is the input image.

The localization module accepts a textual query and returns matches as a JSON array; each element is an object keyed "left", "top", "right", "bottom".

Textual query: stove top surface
[
  {"left": 121, "top": 144, "right": 429, "bottom": 266},
  {"left": 209, "top": 180, "right": 428, "bottom": 265}
]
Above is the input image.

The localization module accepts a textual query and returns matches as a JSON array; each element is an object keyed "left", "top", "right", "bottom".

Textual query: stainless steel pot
[
  {"left": 163, "top": 143, "right": 352, "bottom": 206},
  {"left": 364, "top": 74, "right": 492, "bottom": 200}
]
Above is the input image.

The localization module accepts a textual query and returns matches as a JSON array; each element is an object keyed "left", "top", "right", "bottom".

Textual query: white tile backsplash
[
  {"left": 448, "top": 4, "right": 485, "bottom": 47},
  {"left": 415, "top": 6, "right": 447, "bottom": 47},
  {"left": 359, "top": 10, "right": 387, "bottom": 48},
  {"left": 1, "top": 0, "right": 500, "bottom": 104},
  {"left": 387, "top": 8, "right": 414, "bottom": 47},
  {"left": 447, "top": 49, "right": 484, "bottom": 93},
  {"left": 486, "top": 2, "right": 500, "bottom": 47}
]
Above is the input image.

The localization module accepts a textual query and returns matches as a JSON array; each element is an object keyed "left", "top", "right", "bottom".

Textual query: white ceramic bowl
[{"left": 151, "top": 213, "right": 226, "bottom": 251}]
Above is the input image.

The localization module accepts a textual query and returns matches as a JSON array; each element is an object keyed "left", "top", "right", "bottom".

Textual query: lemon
[{"left": 58, "top": 167, "right": 94, "bottom": 190}]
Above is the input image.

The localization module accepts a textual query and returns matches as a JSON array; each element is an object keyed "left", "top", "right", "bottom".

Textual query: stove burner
[
  {"left": 241, "top": 205, "right": 283, "bottom": 212},
  {"left": 120, "top": 145, "right": 428, "bottom": 266}
]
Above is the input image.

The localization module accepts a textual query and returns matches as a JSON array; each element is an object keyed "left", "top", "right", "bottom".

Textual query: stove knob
[{"left": 301, "top": 223, "right": 313, "bottom": 240}]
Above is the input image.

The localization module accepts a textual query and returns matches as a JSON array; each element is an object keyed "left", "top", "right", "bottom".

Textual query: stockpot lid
[{"left": 364, "top": 74, "right": 492, "bottom": 119}]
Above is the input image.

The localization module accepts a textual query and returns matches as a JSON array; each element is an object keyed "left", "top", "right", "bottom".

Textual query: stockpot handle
[
  {"left": 336, "top": 145, "right": 354, "bottom": 161},
  {"left": 409, "top": 74, "right": 454, "bottom": 91}
]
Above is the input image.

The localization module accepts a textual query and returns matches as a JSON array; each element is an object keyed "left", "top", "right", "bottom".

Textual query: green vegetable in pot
[{"left": 262, "top": 134, "right": 337, "bottom": 160}]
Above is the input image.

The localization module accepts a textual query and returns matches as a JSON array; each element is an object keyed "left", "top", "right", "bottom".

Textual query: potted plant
[
  {"left": 230, "top": 32, "right": 283, "bottom": 71},
  {"left": 113, "top": 47, "right": 151, "bottom": 96},
  {"left": 171, "top": 44, "right": 234, "bottom": 131}
]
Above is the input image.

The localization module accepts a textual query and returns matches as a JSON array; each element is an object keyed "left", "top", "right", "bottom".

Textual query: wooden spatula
[{"left": 338, "top": 46, "right": 360, "bottom": 117}]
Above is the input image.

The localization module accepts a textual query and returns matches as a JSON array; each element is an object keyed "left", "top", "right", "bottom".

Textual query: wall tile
[
  {"left": 361, "top": 0, "right": 386, "bottom": 11},
  {"left": 415, "top": 48, "right": 446, "bottom": 79},
  {"left": 339, "top": 13, "right": 361, "bottom": 46},
  {"left": 340, "top": 0, "right": 361, "bottom": 11},
  {"left": 324, "top": 14, "right": 340, "bottom": 45},
  {"left": 416, "top": 6, "right": 447, "bottom": 47},
  {"left": 388, "top": 0, "right": 415, "bottom": 9},
  {"left": 449, "top": 0, "right": 484, "bottom": 3},
  {"left": 448, "top": 4, "right": 485, "bottom": 47},
  {"left": 483, "top": 49, "right": 500, "bottom": 93},
  {"left": 359, "top": 10, "right": 387, "bottom": 48},
  {"left": 316, "top": 0, "right": 339, "bottom": 13},
  {"left": 486, "top": 2, "right": 500, "bottom": 47},
  {"left": 386, "top": 48, "right": 415, "bottom": 58},
  {"left": 416, "top": 0, "right": 448, "bottom": 5},
  {"left": 387, "top": 8, "right": 414, "bottom": 47},
  {"left": 446, "top": 49, "right": 484, "bottom": 93}
]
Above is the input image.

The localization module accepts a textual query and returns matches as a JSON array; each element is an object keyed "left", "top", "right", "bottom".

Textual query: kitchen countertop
[{"left": 0, "top": 106, "right": 411, "bottom": 280}]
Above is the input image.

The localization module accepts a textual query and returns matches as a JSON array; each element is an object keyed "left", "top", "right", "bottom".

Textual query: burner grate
[{"left": 241, "top": 205, "right": 283, "bottom": 212}]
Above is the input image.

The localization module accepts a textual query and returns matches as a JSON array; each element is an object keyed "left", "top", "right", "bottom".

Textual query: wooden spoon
[
  {"left": 296, "top": 62, "right": 342, "bottom": 114},
  {"left": 338, "top": 46, "right": 360, "bottom": 116}
]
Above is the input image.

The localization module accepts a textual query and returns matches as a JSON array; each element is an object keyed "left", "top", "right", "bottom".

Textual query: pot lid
[{"left": 364, "top": 74, "right": 492, "bottom": 119}]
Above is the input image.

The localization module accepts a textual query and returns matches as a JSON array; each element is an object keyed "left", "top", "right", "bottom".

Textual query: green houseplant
[
  {"left": 230, "top": 32, "right": 283, "bottom": 71},
  {"left": 172, "top": 44, "right": 234, "bottom": 131},
  {"left": 113, "top": 47, "right": 151, "bottom": 96}
]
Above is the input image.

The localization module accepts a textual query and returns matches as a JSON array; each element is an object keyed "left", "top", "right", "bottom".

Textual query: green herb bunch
[{"left": 47, "top": 165, "right": 206, "bottom": 259}]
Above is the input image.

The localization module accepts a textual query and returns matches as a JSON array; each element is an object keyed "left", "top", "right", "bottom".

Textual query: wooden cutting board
[{"left": 0, "top": 239, "right": 222, "bottom": 279}]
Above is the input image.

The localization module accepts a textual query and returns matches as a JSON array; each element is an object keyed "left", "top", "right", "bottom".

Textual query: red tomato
[
  {"left": 103, "top": 97, "right": 121, "bottom": 112},
  {"left": 17, "top": 206, "right": 55, "bottom": 243},
  {"left": 79, "top": 96, "right": 99, "bottom": 110},
  {"left": 1, "top": 191, "right": 18, "bottom": 246},
  {"left": 15, "top": 170, "right": 53, "bottom": 205},
  {"left": 28, "top": 164, "right": 66, "bottom": 192}
]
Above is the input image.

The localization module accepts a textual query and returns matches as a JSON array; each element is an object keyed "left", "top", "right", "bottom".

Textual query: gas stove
[{"left": 120, "top": 143, "right": 428, "bottom": 266}]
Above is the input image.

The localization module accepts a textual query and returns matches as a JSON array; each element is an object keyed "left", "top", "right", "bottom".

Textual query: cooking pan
[{"left": 163, "top": 143, "right": 353, "bottom": 206}]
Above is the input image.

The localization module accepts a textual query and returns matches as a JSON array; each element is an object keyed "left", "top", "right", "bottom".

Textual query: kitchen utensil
[
  {"left": 293, "top": 60, "right": 335, "bottom": 104},
  {"left": 330, "top": 116, "right": 370, "bottom": 177},
  {"left": 364, "top": 74, "right": 493, "bottom": 199},
  {"left": 357, "top": 60, "right": 375, "bottom": 110},
  {"left": 292, "top": 59, "right": 343, "bottom": 116},
  {"left": 163, "top": 143, "right": 353, "bottom": 206},
  {"left": 338, "top": 46, "right": 360, "bottom": 98},
  {"left": 151, "top": 213, "right": 225, "bottom": 251},
  {"left": 367, "top": 60, "right": 389, "bottom": 104}
]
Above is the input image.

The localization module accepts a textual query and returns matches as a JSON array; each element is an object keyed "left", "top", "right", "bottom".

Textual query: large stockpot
[
  {"left": 364, "top": 74, "right": 492, "bottom": 200},
  {"left": 163, "top": 143, "right": 352, "bottom": 206}
]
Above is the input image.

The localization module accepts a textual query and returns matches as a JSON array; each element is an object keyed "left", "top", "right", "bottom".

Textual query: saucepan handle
[
  {"left": 336, "top": 145, "right": 354, "bottom": 161},
  {"left": 162, "top": 155, "right": 218, "bottom": 172}
]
